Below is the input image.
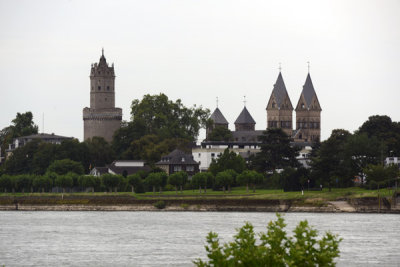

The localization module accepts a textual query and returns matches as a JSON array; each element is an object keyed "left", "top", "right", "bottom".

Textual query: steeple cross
[
  {"left": 243, "top": 95, "right": 247, "bottom": 107},
  {"left": 216, "top": 97, "right": 219, "bottom": 108},
  {"left": 102, "top": 48, "right": 104, "bottom": 56},
  {"left": 307, "top": 61, "right": 310, "bottom": 73},
  {"left": 279, "top": 62, "right": 282, "bottom": 72}
]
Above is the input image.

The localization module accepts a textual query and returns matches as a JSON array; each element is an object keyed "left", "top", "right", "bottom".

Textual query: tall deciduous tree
[
  {"left": 113, "top": 94, "right": 209, "bottom": 158},
  {"left": 215, "top": 171, "right": 234, "bottom": 193},
  {"left": 85, "top": 136, "right": 115, "bottom": 167},
  {"left": 0, "top": 112, "right": 39, "bottom": 153},
  {"left": 251, "top": 128, "right": 299, "bottom": 173},
  {"left": 237, "top": 170, "right": 264, "bottom": 193},
  {"left": 46, "top": 159, "right": 84, "bottom": 175},
  {"left": 209, "top": 149, "right": 246, "bottom": 175},
  {"left": 127, "top": 174, "right": 143, "bottom": 193},
  {"left": 311, "top": 129, "right": 352, "bottom": 191}
]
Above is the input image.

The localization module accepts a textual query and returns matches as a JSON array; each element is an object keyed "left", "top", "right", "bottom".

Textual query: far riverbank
[{"left": 0, "top": 194, "right": 399, "bottom": 213}]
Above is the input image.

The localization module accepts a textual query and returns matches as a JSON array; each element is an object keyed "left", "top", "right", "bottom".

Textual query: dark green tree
[
  {"left": 127, "top": 173, "right": 143, "bottom": 193},
  {"left": 311, "top": 129, "right": 352, "bottom": 190},
  {"left": 31, "top": 142, "right": 58, "bottom": 175},
  {"left": 113, "top": 94, "right": 210, "bottom": 158},
  {"left": 215, "top": 170, "right": 234, "bottom": 193},
  {"left": 167, "top": 171, "right": 188, "bottom": 194},
  {"left": 101, "top": 174, "right": 121, "bottom": 193},
  {"left": 207, "top": 126, "right": 233, "bottom": 141},
  {"left": 56, "top": 139, "right": 90, "bottom": 172},
  {"left": 145, "top": 172, "right": 163, "bottom": 193},
  {"left": 191, "top": 172, "right": 213, "bottom": 193},
  {"left": 55, "top": 174, "right": 73, "bottom": 193},
  {"left": 2, "top": 139, "right": 41, "bottom": 175},
  {"left": 78, "top": 175, "right": 96, "bottom": 192},
  {"left": 237, "top": 170, "right": 264, "bottom": 193},
  {"left": 363, "top": 164, "right": 398, "bottom": 188},
  {"left": 121, "top": 134, "right": 191, "bottom": 164},
  {"left": 251, "top": 128, "right": 299, "bottom": 173},
  {"left": 85, "top": 137, "right": 115, "bottom": 168},
  {"left": 46, "top": 159, "right": 84, "bottom": 175},
  {"left": 0, "top": 112, "right": 38, "bottom": 153},
  {"left": 0, "top": 175, "right": 12, "bottom": 193},
  {"left": 32, "top": 175, "right": 52, "bottom": 193},
  {"left": 209, "top": 149, "right": 246, "bottom": 175}
]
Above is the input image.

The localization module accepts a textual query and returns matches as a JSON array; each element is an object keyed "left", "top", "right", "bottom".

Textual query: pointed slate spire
[
  {"left": 301, "top": 73, "right": 317, "bottom": 108},
  {"left": 268, "top": 72, "right": 293, "bottom": 109},
  {"left": 235, "top": 106, "right": 256, "bottom": 124},
  {"left": 210, "top": 107, "right": 229, "bottom": 125}
]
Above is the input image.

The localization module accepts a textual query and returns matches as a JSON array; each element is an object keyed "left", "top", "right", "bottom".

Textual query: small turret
[{"left": 234, "top": 106, "right": 256, "bottom": 131}]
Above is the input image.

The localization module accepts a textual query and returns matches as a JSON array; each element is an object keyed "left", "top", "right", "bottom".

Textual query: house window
[
  {"left": 198, "top": 153, "right": 201, "bottom": 157},
  {"left": 211, "top": 153, "right": 215, "bottom": 157},
  {"left": 186, "top": 166, "right": 194, "bottom": 172},
  {"left": 174, "top": 166, "right": 182, "bottom": 172}
]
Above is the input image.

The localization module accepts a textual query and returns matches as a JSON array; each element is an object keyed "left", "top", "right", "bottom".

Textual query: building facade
[
  {"left": 83, "top": 50, "right": 122, "bottom": 142},
  {"left": 267, "top": 71, "right": 322, "bottom": 142},
  {"left": 156, "top": 149, "right": 199, "bottom": 176}
]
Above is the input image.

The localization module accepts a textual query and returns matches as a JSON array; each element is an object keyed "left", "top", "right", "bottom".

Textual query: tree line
[{"left": 1, "top": 95, "right": 400, "bottom": 190}]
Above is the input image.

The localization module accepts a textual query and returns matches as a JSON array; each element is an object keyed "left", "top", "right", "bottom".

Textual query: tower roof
[
  {"left": 301, "top": 73, "right": 317, "bottom": 108},
  {"left": 210, "top": 108, "right": 229, "bottom": 125},
  {"left": 235, "top": 106, "right": 256, "bottom": 124},
  {"left": 271, "top": 72, "right": 291, "bottom": 108}
]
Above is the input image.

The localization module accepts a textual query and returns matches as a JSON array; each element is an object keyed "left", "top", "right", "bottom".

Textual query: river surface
[{"left": 0, "top": 211, "right": 399, "bottom": 266}]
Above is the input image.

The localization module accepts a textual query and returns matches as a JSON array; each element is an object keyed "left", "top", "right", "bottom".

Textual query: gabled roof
[
  {"left": 210, "top": 108, "right": 229, "bottom": 125},
  {"left": 296, "top": 73, "right": 321, "bottom": 110},
  {"left": 156, "top": 149, "right": 199, "bottom": 165},
  {"left": 234, "top": 107, "right": 256, "bottom": 124},
  {"left": 268, "top": 72, "right": 293, "bottom": 109},
  {"left": 301, "top": 73, "right": 317, "bottom": 108}
]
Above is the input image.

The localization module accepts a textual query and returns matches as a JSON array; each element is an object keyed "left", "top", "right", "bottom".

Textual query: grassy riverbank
[{"left": 0, "top": 187, "right": 395, "bottom": 200}]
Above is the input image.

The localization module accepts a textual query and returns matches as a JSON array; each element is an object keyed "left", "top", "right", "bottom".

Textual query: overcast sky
[{"left": 1, "top": 0, "right": 399, "bottom": 142}]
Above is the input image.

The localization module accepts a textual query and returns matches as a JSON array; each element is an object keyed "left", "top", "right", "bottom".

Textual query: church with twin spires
[{"left": 207, "top": 70, "right": 322, "bottom": 143}]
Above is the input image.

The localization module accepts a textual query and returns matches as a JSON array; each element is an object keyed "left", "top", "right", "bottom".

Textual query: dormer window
[
  {"left": 301, "top": 103, "right": 305, "bottom": 109},
  {"left": 181, "top": 157, "right": 185, "bottom": 162},
  {"left": 272, "top": 102, "right": 276, "bottom": 108}
]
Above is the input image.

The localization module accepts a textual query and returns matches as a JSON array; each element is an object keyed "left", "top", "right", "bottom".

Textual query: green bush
[
  {"left": 32, "top": 175, "right": 52, "bottom": 192},
  {"left": 0, "top": 175, "right": 12, "bottom": 193},
  {"left": 154, "top": 200, "right": 166, "bottom": 209},
  {"left": 194, "top": 214, "right": 341, "bottom": 266}
]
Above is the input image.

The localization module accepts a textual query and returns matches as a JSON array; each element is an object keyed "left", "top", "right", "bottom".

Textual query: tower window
[
  {"left": 105, "top": 98, "right": 107, "bottom": 102},
  {"left": 91, "top": 86, "right": 94, "bottom": 91},
  {"left": 98, "top": 86, "right": 101, "bottom": 90},
  {"left": 107, "top": 86, "right": 110, "bottom": 91}
]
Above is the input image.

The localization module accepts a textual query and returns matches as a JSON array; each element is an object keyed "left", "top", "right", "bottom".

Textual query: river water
[{"left": 0, "top": 211, "right": 399, "bottom": 266}]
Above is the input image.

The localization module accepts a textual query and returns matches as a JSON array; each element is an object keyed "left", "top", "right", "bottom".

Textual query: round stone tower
[{"left": 83, "top": 50, "right": 122, "bottom": 142}]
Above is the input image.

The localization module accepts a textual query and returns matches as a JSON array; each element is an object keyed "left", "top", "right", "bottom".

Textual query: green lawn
[{"left": 0, "top": 187, "right": 396, "bottom": 201}]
